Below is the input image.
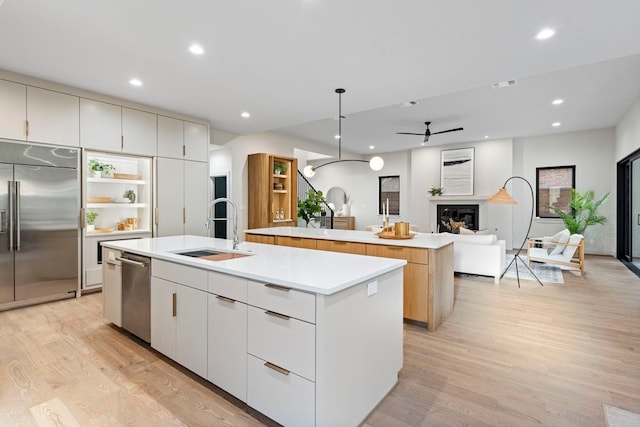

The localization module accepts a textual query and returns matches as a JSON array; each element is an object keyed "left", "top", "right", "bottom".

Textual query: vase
[
  {"left": 342, "top": 204, "right": 351, "bottom": 216},
  {"left": 125, "top": 190, "right": 136, "bottom": 203},
  {"left": 87, "top": 224, "right": 95, "bottom": 232}
]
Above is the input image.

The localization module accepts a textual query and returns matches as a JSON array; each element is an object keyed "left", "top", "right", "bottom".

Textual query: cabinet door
[
  {"left": 0, "top": 79, "right": 26, "bottom": 140},
  {"left": 208, "top": 294, "right": 247, "bottom": 401},
  {"left": 156, "top": 157, "right": 185, "bottom": 236},
  {"left": 176, "top": 284, "right": 208, "bottom": 378},
  {"left": 157, "top": 115, "right": 184, "bottom": 159},
  {"left": 122, "top": 107, "right": 157, "bottom": 156},
  {"left": 403, "top": 263, "right": 429, "bottom": 323},
  {"left": 184, "top": 160, "right": 209, "bottom": 236},
  {"left": 80, "top": 98, "right": 122, "bottom": 152},
  {"left": 102, "top": 249, "right": 122, "bottom": 326},
  {"left": 27, "top": 86, "right": 79, "bottom": 146},
  {"left": 184, "top": 121, "right": 209, "bottom": 162},
  {"left": 150, "top": 277, "right": 177, "bottom": 360}
]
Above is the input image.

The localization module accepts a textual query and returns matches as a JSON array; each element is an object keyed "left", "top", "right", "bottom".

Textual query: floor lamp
[{"left": 488, "top": 176, "right": 543, "bottom": 288}]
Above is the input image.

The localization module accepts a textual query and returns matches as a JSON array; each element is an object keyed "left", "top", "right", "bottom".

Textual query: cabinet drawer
[
  {"left": 244, "top": 234, "right": 275, "bottom": 245},
  {"left": 316, "top": 239, "right": 366, "bottom": 255},
  {"left": 247, "top": 354, "right": 315, "bottom": 427},
  {"left": 248, "top": 280, "right": 315, "bottom": 323},
  {"left": 152, "top": 259, "right": 207, "bottom": 291},
  {"left": 366, "top": 244, "right": 428, "bottom": 264},
  {"left": 276, "top": 236, "right": 317, "bottom": 249},
  {"left": 247, "top": 306, "right": 315, "bottom": 381},
  {"left": 208, "top": 271, "right": 247, "bottom": 303}
]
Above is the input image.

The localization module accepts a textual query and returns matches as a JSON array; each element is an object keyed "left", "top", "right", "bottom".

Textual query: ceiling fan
[{"left": 397, "top": 121, "right": 464, "bottom": 143}]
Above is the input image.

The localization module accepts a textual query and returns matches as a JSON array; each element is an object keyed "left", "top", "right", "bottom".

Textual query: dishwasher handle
[{"left": 116, "top": 256, "right": 147, "bottom": 267}]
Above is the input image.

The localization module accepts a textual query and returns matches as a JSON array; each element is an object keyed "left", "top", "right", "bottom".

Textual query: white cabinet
[
  {"left": 158, "top": 115, "right": 209, "bottom": 161},
  {"left": 102, "top": 248, "right": 122, "bottom": 326},
  {"left": 156, "top": 157, "right": 209, "bottom": 237},
  {"left": 150, "top": 260, "right": 208, "bottom": 378},
  {"left": 80, "top": 99, "right": 157, "bottom": 156},
  {"left": 0, "top": 79, "right": 27, "bottom": 140},
  {"left": 207, "top": 272, "right": 248, "bottom": 402}
]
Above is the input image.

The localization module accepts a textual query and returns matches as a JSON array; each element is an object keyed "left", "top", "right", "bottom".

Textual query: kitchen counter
[{"left": 101, "top": 234, "right": 405, "bottom": 295}]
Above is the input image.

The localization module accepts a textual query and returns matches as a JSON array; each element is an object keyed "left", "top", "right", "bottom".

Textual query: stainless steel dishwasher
[{"left": 119, "top": 253, "right": 150, "bottom": 342}]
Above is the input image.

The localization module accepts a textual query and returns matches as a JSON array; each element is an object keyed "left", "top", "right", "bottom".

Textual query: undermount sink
[{"left": 175, "top": 249, "right": 252, "bottom": 261}]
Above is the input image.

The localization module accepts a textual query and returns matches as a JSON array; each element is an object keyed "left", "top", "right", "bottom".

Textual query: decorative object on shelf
[
  {"left": 88, "top": 196, "right": 112, "bottom": 203},
  {"left": 273, "top": 163, "right": 287, "bottom": 175},
  {"left": 303, "top": 88, "right": 384, "bottom": 177},
  {"left": 88, "top": 159, "right": 115, "bottom": 178},
  {"left": 125, "top": 190, "right": 136, "bottom": 203},
  {"left": 428, "top": 185, "right": 443, "bottom": 196},
  {"left": 488, "top": 176, "right": 543, "bottom": 288},
  {"left": 441, "top": 148, "right": 474, "bottom": 196},
  {"left": 273, "top": 182, "right": 284, "bottom": 190},
  {"left": 86, "top": 211, "right": 98, "bottom": 232},
  {"left": 113, "top": 173, "right": 141, "bottom": 180},
  {"left": 547, "top": 189, "right": 610, "bottom": 234},
  {"left": 298, "top": 189, "right": 325, "bottom": 227}
]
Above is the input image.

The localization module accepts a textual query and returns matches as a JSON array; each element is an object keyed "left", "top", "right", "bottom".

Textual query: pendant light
[{"left": 303, "top": 88, "right": 384, "bottom": 177}]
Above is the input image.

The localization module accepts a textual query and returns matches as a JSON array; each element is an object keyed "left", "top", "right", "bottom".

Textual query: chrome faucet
[{"left": 205, "top": 197, "right": 240, "bottom": 250}]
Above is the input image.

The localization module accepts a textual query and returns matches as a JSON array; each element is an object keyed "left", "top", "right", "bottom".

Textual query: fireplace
[{"left": 437, "top": 204, "right": 479, "bottom": 232}]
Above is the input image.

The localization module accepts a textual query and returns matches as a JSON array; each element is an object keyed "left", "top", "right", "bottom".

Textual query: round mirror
[{"left": 326, "top": 187, "right": 346, "bottom": 212}]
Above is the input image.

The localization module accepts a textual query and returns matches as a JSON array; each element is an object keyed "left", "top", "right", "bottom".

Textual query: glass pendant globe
[
  {"left": 369, "top": 156, "right": 384, "bottom": 171},
  {"left": 303, "top": 165, "right": 316, "bottom": 177}
]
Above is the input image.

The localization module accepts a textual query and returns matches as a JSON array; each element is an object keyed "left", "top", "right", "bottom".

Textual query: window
[{"left": 379, "top": 175, "right": 400, "bottom": 215}]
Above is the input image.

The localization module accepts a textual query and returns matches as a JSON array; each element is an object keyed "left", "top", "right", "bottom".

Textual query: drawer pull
[
  {"left": 265, "top": 283, "right": 290, "bottom": 292},
  {"left": 216, "top": 295, "right": 235, "bottom": 304},
  {"left": 172, "top": 293, "right": 177, "bottom": 317},
  {"left": 387, "top": 246, "right": 403, "bottom": 250},
  {"left": 264, "top": 361, "right": 289, "bottom": 376},
  {"left": 333, "top": 241, "right": 347, "bottom": 245},
  {"left": 265, "top": 310, "right": 290, "bottom": 321}
]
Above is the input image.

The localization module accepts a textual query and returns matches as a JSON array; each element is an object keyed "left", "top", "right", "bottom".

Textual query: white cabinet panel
[
  {"left": 184, "top": 121, "right": 208, "bottom": 162},
  {"left": 102, "top": 248, "right": 122, "bottom": 326},
  {"left": 157, "top": 115, "right": 184, "bottom": 159},
  {"left": 208, "top": 293, "right": 247, "bottom": 401},
  {"left": 176, "top": 284, "right": 208, "bottom": 378},
  {"left": 0, "top": 79, "right": 26, "bottom": 140},
  {"left": 208, "top": 271, "right": 247, "bottom": 302},
  {"left": 27, "top": 86, "right": 79, "bottom": 146},
  {"left": 184, "top": 160, "right": 209, "bottom": 236},
  {"left": 247, "top": 354, "right": 315, "bottom": 427},
  {"left": 150, "top": 277, "right": 177, "bottom": 360},
  {"left": 80, "top": 98, "right": 121, "bottom": 152},
  {"left": 156, "top": 157, "right": 185, "bottom": 237},
  {"left": 152, "top": 259, "right": 207, "bottom": 292},
  {"left": 122, "top": 107, "right": 157, "bottom": 156},
  {"left": 248, "top": 280, "right": 316, "bottom": 323}
]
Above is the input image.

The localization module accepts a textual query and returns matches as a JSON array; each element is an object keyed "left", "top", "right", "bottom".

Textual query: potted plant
[
  {"left": 274, "top": 163, "right": 287, "bottom": 175},
  {"left": 298, "top": 189, "right": 324, "bottom": 227},
  {"left": 548, "top": 189, "right": 610, "bottom": 234},
  {"left": 101, "top": 162, "right": 115, "bottom": 178},
  {"left": 86, "top": 211, "right": 98, "bottom": 232},
  {"left": 88, "top": 159, "right": 103, "bottom": 178},
  {"left": 428, "top": 185, "right": 443, "bottom": 196}
]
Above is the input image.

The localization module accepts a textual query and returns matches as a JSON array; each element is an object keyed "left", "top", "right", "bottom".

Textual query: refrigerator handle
[
  {"left": 8, "top": 181, "right": 14, "bottom": 251},
  {"left": 0, "top": 209, "right": 5, "bottom": 233},
  {"left": 15, "top": 181, "right": 20, "bottom": 251}
]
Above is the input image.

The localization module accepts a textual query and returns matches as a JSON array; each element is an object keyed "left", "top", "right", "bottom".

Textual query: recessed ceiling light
[
  {"left": 484, "top": 135, "right": 489, "bottom": 139},
  {"left": 241, "top": 111, "right": 250, "bottom": 118},
  {"left": 369, "top": 145, "right": 375, "bottom": 150},
  {"left": 552, "top": 122, "right": 561, "bottom": 127},
  {"left": 552, "top": 98, "right": 564, "bottom": 105},
  {"left": 334, "top": 134, "right": 341, "bottom": 139},
  {"left": 129, "top": 78, "right": 143, "bottom": 87},
  {"left": 189, "top": 44, "right": 204, "bottom": 55},
  {"left": 399, "top": 101, "right": 419, "bottom": 108},
  {"left": 536, "top": 28, "right": 556, "bottom": 40}
]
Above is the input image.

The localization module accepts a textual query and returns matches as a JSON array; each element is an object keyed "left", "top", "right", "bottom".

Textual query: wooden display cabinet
[{"left": 248, "top": 153, "right": 298, "bottom": 229}]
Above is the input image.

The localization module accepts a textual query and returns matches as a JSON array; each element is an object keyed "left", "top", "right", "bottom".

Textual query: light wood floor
[{"left": 1, "top": 255, "right": 638, "bottom": 426}]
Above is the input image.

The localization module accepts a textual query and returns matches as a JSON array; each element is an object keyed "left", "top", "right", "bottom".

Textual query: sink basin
[{"left": 175, "top": 249, "right": 252, "bottom": 261}]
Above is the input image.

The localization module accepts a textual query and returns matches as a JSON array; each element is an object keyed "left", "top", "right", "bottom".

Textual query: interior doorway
[
  {"left": 212, "top": 175, "right": 228, "bottom": 239},
  {"left": 617, "top": 148, "right": 640, "bottom": 278}
]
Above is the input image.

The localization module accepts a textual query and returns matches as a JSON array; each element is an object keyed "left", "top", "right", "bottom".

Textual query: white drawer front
[
  {"left": 247, "top": 354, "right": 315, "bottom": 427},
  {"left": 248, "top": 280, "right": 316, "bottom": 323},
  {"left": 208, "top": 271, "right": 247, "bottom": 303},
  {"left": 247, "top": 305, "right": 315, "bottom": 381},
  {"left": 152, "top": 259, "right": 207, "bottom": 291}
]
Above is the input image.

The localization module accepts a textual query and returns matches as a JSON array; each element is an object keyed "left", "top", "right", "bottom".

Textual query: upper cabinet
[
  {"left": 0, "top": 80, "right": 79, "bottom": 146},
  {"left": 158, "top": 115, "right": 209, "bottom": 162},
  {"left": 80, "top": 98, "right": 157, "bottom": 156}
]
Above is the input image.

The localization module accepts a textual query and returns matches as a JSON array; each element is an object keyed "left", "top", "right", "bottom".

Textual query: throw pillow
[
  {"left": 547, "top": 229, "right": 570, "bottom": 255},
  {"left": 459, "top": 226, "right": 475, "bottom": 235}
]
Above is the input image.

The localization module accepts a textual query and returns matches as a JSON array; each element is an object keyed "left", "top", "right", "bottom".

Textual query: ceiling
[{"left": 1, "top": 1, "right": 639, "bottom": 155}]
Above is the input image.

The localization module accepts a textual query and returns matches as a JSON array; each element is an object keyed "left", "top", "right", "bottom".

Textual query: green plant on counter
[
  {"left": 86, "top": 211, "right": 98, "bottom": 225},
  {"left": 548, "top": 189, "right": 610, "bottom": 234},
  {"left": 298, "top": 189, "right": 325, "bottom": 227}
]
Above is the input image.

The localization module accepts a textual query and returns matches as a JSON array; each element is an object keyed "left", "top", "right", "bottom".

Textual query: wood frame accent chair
[{"left": 527, "top": 232, "right": 585, "bottom": 275}]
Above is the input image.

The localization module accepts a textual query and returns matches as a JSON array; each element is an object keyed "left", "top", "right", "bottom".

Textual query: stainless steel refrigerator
[{"left": 0, "top": 140, "right": 79, "bottom": 309}]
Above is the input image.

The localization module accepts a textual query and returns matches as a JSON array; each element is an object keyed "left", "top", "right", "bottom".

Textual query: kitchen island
[
  {"left": 245, "top": 226, "right": 455, "bottom": 331},
  {"left": 101, "top": 235, "right": 405, "bottom": 427}
]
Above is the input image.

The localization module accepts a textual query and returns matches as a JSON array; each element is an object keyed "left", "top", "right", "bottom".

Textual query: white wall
[
  {"left": 514, "top": 128, "right": 616, "bottom": 255},
  {"left": 616, "top": 97, "right": 640, "bottom": 161}
]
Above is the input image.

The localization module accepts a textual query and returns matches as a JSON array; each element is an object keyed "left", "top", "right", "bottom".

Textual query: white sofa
[{"left": 439, "top": 233, "right": 506, "bottom": 284}]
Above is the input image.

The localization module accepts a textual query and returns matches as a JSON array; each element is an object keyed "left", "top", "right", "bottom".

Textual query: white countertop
[
  {"left": 101, "top": 235, "right": 406, "bottom": 296},
  {"left": 246, "top": 226, "right": 453, "bottom": 249}
]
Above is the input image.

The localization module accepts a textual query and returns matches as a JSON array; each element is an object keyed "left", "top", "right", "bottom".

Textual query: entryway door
[
  {"left": 212, "top": 175, "right": 227, "bottom": 239},
  {"left": 617, "top": 148, "right": 640, "bottom": 277}
]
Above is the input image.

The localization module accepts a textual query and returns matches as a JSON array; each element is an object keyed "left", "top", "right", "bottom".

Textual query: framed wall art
[
  {"left": 440, "top": 148, "right": 474, "bottom": 196},
  {"left": 536, "top": 165, "right": 575, "bottom": 218}
]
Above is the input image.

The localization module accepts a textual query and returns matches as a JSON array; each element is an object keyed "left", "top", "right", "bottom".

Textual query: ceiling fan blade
[
  {"left": 396, "top": 132, "right": 425, "bottom": 136},
  {"left": 431, "top": 127, "right": 464, "bottom": 135}
]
